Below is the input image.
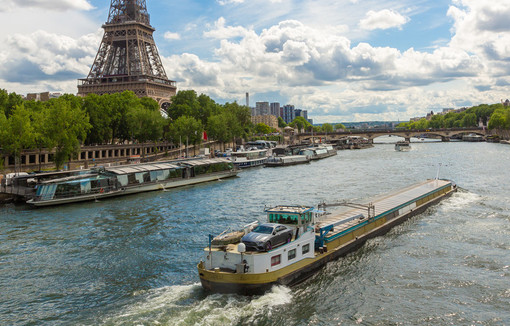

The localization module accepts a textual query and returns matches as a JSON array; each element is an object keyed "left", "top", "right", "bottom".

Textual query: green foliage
[
  {"left": 278, "top": 117, "right": 287, "bottom": 128},
  {"left": 488, "top": 108, "right": 509, "bottom": 129},
  {"left": 140, "top": 97, "right": 160, "bottom": 112},
  {"left": 2, "top": 104, "right": 35, "bottom": 170},
  {"left": 167, "top": 116, "right": 203, "bottom": 146},
  {"left": 334, "top": 123, "right": 346, "bottom": 130},
  {"left": 254, "top": 123, "right": 272, "bottom": 135},
  {"left": 207, "top": 113, "right": 232, "bottom": 144},
  {"left": 44, "top": 98, "right": 91, "bottom": 169},
  {"left": 83, "top": 93, "right": 113, "bottom": 145},
  {"left": 321, "top": 123, "right": 334, "bottom": 133},
  {"left": 128, "top": 106, "right": 165, "bottom": 143},
  {"left": 289, "top": 116, "right": 311, "bottom": 132}
]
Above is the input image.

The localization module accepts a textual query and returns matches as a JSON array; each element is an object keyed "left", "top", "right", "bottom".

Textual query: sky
[{"left": 1, "top": 0, "right": 510, "bottom": 123}]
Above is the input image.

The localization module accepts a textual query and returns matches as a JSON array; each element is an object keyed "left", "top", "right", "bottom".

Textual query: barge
[
  {"left": 198, "top": 179, "right": 456, "bottom": 294},
  {"left": 27, "top": 158, "right": 237, "bottom": 207}
]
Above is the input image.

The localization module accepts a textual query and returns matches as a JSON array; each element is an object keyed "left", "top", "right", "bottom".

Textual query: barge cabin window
[
  {"left": 288, "top": 249, "right": 296, "bottom": 260},
  {"left": 271, "top": 255, "right": 281, "bottom": 266},
  {"left": 268, "top": 212, "right": 312, "bottom": 225},
  {"left": 302, "top": 244, "right": 310, "bottom": 255}
]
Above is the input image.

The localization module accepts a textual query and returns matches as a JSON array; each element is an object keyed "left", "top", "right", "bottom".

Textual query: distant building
[
  {"left": 255, "top": 102, "right": 270, "bottom": 116},
  {"left": 294, "top": 109, "right": 308, "bottom": 120},
  {"left": 281, "top": 105, "right": 295, "bottom": 124},
  {"left": 251, "top": 115, "right": 279, "bottom": 130},
  {"left": 246, "top": 93, "right": 250, "bottom": 107},
  {"left": 270, "top": 102, "right": 280, "bottom": 117},
  {"left": 26, "top": 92, "right": 62, "bottom": 101},
  {"left": 503, "top": 99, "right": 510, "bottom": 107}
]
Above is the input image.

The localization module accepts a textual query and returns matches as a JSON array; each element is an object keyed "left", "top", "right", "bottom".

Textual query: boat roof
[
  {"left": 232, "top": 149, "right": 267, "bottom": 154},
  {"left": 106, "top": 162, "right": 181, "bottom": 175},
  {"left": 39, "top": 173, "right": 101, "bottom": 184},
  {"left": 179, "top": 158, "right": 230, "bottom": 166},
  {"left": 265, "top": 205, "right": 314, "bottom": 215}
]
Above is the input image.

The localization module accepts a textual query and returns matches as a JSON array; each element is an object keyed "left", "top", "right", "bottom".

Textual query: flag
[{"left": 203, "top": 131, "right": 208, "bottom": 141}]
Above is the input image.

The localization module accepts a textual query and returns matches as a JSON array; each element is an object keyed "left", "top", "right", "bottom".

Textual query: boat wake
[
  {"left": 441, "top": 189, "right": 482, "bottom": 212},
  {"left": 100, "top": 283, "right": 293, "bottom": 325}
]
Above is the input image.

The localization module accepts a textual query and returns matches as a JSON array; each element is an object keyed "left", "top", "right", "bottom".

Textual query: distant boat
[
  {"left": 462, "top": 134, "right": 484, "bottom": 142},
  {"left": 395, "top": 141, "right": 411, "bottom": 151}
]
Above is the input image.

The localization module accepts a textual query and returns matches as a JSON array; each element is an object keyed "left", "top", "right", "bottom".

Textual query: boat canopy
[{"left": 105, "top": 162, "right": 181, "bottom": 175}]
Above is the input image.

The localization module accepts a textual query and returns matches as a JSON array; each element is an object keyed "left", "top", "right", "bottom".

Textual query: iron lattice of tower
[{"left": 78, "top": 0, "right": 176, "bottom": 109}]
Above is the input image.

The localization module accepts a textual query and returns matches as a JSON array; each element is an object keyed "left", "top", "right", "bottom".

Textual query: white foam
[
  {"left": 441, "top": 191, "right": 482, "bottom": 212},
  {"left": 102, "top": 284, "right": 293, "bottom": 325}
]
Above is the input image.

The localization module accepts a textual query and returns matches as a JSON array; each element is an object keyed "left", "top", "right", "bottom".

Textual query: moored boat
[
  {"left": 298, "top": 145, "right": 337, "bottom": 160},
  {"left": 27, "top": 158, "right": 237, "bottom": 207},
  {"left": 265, "top": 155, "right": 311, "bottom": 167},
  {"left": 229, "top": 149, "right": 268, "bottom": 168},
  {"left": 197, "top": 179, "right": 456, "bottom": 294}
]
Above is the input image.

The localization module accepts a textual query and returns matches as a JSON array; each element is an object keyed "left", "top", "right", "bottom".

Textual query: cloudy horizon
[{"left": 0, "top": 0, "right": 509, "bottom": 123}]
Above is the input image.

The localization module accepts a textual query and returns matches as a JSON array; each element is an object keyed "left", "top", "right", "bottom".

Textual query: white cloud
[
  {"left": 1, "top": 0, "right": 94, "bottom": 12},
  {"left": 162, "top": 13, "right": 507, "bottom": 121},
  {"left": 217, "top": 0, "right": 245, "bottom": 5},
  {"left": 164, "top": 31, "right": 181, "bottom": 41},
  {"left": 204, "top": 17, "right": 251, "bottom": 39},
  {"left": 359, "top": 9, "right": 410, "bottom": 31},
  {"left": 0, "top": 30, "right": 100, "bottom": 91}
]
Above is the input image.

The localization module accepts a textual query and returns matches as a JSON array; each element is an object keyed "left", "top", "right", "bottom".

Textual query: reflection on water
[{"left": 0, "top": 139, "right": 509, "bottom": 325}]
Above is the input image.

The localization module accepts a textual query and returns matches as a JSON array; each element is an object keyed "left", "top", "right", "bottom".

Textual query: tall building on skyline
[
  {"left": 77, "top": 0, "right": 177, "bottom": 109},
  {"left": 270, "top": 102, "right": 280, "bottom": 117},
  {"left": 255, "top": 102, "right": 270, "bottom": 116},
  {"left": 282, "top": 104, "right": 295, "bottom": 124}
]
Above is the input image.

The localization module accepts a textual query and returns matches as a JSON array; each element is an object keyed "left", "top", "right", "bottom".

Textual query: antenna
[{"left": 435, "top": 163, "right": 442, "bottom": 180}]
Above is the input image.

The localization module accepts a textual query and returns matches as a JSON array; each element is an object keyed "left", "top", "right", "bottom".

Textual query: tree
[
  {"left": 321, "top": 123, "right": 333, "bottom": 133},
  {"left": 167, "top": 116, "right": 203, "bottom": 156},
  {"left": 461, "top": 113, "right": 477, "bottom": 127},
  {"left": 128, "top": 106, "right": 165, "bottom": 144},
  {"left": 428, "top": 114, "right": 444, "bottom": 129},
  {"left": 2, "top": 104, "right": 35, "bottom": 172},
  {"left": 289, "top": 116, "right": 311, "bottom": 133},
  {"left": 255, "top": 123, "right": 272, "bottom": 135},
  {"left": 83, "top": 93, "right": 113, "bottom": 145},
  {"left": 488, "top": 109, "right": 508, "bottom": 129},
  {"left": 166, "top": 90, "right": 200, "bottom": 121},
  {"left": 197, "top": 94, "right": 221, "bottom": 126},
  {"left": 278, "top": 117, "right": 287, "bottom": 128},
  {"left": 413, "top": 118, "right": 429, "bottom": 130},
  {"left": 140, "top": 97, "right": 160, "bottom": 112},
  {"left": 44, "top": 98, "right": 91, "bottom": 169},
  {"left": 207, "top": 113, "right": 232, "bottom": 150},
  {"left": 224, "top": 102, "right": 252, "bottom": 141},
  {"left": 110, "top": 91, "right": 141, "bottom": 143},
  {"left": 334, "top": 123, "right": 346, "bottom": 130},
  {"left": 31, "top": 108, "right": 56, "bottom": 171}
]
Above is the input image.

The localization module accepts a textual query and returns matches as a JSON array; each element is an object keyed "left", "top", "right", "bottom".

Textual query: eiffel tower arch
[{"left": 78, "top": 0, "right": 176, "bottom": 109}]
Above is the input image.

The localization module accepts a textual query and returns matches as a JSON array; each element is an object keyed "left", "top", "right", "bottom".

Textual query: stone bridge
[{"left": 296, "top": 127, "right": 487, "bottom": 143}]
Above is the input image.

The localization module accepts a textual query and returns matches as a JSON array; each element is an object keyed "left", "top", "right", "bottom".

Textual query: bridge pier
[
  {"left": 441, "top": 136, "right": 450, "bottom": 142},
  {"left": 405, "top": 137, "right": 411, "bottom": 142}
]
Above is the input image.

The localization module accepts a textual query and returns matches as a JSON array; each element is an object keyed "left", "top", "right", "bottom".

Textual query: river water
[{"left": 1, "top": 138, "right": 509, "bottom": 325}]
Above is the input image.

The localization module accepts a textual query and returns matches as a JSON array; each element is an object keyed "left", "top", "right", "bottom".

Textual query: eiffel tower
[{"left": 78, "top": 0, "right": 176, "bottom": 109}]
